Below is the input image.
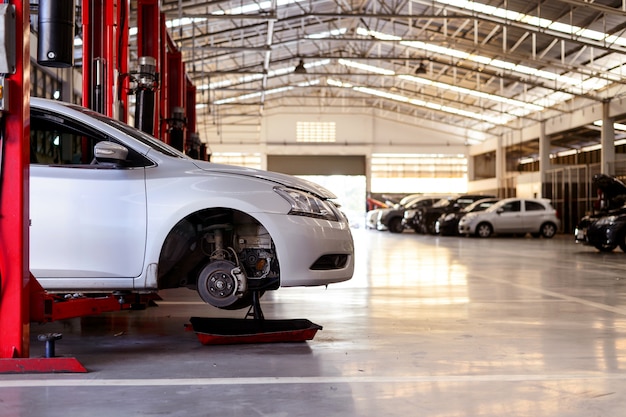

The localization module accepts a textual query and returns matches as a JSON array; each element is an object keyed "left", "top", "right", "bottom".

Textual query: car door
[
  {"left": 522, "top": 200, "right": 547, "bottom": 231},
  {"left": 29, "top": 109, "right": 148, "bottom": 286},
  {"left": 491, "top": 200, "right": 524, "bottom": 233}
]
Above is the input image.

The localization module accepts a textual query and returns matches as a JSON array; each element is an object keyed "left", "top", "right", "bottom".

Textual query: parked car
[
  {"left": 409, "top": 195, "right": 494, "bottom": 235},
  {"left": 575, "top": 174, "right": 626, "bottom": 252},
  {"left": 458, "top": 198, "right": 560, "bottom": 238},
  {"left": 435, "top": 198, "right": 500, "bottom": 236},
  {"left": 29, "top": 98, "right": 354, "bottom": 310},
  {"left": 376, "top": 194, "right": 424, "bottom": 233},
  {"left": 377, "top": 195, "right": 440, "bottom": 233}
]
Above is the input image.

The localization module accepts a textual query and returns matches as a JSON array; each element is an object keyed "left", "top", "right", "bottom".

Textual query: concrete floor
[{"left": 3, "top": 228, "right": 626, "bottom": 416}]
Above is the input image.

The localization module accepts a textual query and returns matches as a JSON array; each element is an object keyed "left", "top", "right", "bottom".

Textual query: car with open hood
[
  {"left": 575, "top": 174, "right": 626, "bottom": 252},
  {"left": 29, "top": 98, "right": 354, "bottom": 310}
]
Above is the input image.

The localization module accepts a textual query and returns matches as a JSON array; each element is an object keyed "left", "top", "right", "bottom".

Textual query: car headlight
[
  {"left": 443, "top": 213, "right": 456, "bottom": 222},
  {"left": 460, "top": 214, "right": 476, "bottom": 225},
  {"left": 274, "top": 187, "right": 340, "bottom": 222}
]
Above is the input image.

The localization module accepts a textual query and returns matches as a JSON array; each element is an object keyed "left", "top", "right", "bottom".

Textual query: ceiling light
[
  {"left": 414, "top": 62, "right": 427, "bottom": 75},
  {"left": 294, "top": 59, "right": 307, "bottom": 74}
]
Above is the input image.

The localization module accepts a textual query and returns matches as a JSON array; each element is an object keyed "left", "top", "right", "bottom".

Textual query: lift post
[
  {"left": 0, "top": 0, "right": 30, "bottom": 361},
  {"left": 0, "top": 1, "right": 83, "bottom": 373}
]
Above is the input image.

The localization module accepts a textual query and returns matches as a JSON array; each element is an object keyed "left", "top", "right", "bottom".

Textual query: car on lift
[
  {"left": 435, "top": 197, "right": 500, "bottom": 236},
  {"left": 408, "top": 195, "right": 494, "bottom": 235},
  {"left": 376, "top": 195, "right": 440, "bottom": 233},
  {"left": 458, "top": 197, "right": 560, "bottom": 238},
  {"left": 575, "top": 174, "right": 626, "bottom": 252},
  {"left": 28, "top": 98, "right": 354, "bottom": 310}
]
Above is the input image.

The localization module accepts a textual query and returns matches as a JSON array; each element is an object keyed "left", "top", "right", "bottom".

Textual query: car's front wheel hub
[{"left": 197, "top": 260, "right": 242, "bottom": 308}]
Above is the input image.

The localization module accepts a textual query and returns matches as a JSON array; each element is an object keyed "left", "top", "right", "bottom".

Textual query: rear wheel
[
  {"left": 476, "top": 222, "right": 493, "bottom": 238},
  {"left": 540, "top": 222, "right": 557, "bottom": 238}
]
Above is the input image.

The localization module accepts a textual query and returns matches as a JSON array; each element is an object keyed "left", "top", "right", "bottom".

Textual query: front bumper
[
  {"left": 259, "top": 213, "right": 355, "bottom": 287},
  {"left": 584, "top": 224, "right": 622, "bottom": 248}
]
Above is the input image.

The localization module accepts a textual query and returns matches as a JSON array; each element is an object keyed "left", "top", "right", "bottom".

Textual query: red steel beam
[
  {"left": 137, "top": 0, "right": 161, "bottom": 138},
  {"left": 117, "top": 0, "right": 130, "bottom": 122},
  {"left": 82, "top": 0, "right": 129, "bottom": 119},
  {"left": 159, "top": 12, "right": 168, "bottom": 141},
  {"left": 166, "top": 48, "right": 184, "bottom": 148},
  {"left": 0, "top": 0, "right": 31, "bottom": 360}
]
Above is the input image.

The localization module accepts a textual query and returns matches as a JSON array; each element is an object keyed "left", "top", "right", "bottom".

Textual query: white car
[
  {"left": 29, "top": 98, "right": 354, "bottom": 309},
  {"left": 457, "top": 197, "right": 560, "bottom": 238}
]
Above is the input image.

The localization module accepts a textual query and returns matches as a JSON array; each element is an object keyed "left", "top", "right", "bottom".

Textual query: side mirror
[
  {"left": 496, "top": 208, "right": 504, "bottom": 215},
  {"left": 94, "top": 141, "right": 128, "bottom": 164}
]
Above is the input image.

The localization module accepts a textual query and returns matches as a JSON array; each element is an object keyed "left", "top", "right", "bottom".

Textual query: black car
[
  {"left": 435, "top": 198, "right": 500, "bottom": 236},
  {"left": 409, "top": 195, "right": 496, "bottom": 235},
  {"left": 378, "top": 196, "right": 440, "bottom": 233},
  {"left": 575, "top": 174, "right": 626, "bottom": 252}
]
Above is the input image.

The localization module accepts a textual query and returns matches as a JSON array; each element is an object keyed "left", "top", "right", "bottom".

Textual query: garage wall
[
  {"left": 267, "top": 155, "right": 365, "bottom": 175},
  {"left": 260, "top": 109, "right": 469, "bottom": 150}
]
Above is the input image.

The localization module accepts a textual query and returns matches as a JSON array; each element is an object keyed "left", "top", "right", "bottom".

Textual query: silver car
[
  {"left": 458, "top": 198, "right": 560, "bottom": 238},
  {"left": 29, "top": 98, "right": 354, "bottom": 310}
]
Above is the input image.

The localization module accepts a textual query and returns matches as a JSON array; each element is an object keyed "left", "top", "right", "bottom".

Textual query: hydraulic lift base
[
  {"left": 0, "top": 357, "right": 87, "bottom": 374},
  {"left": 188, "top": 317, "right": 322, "bottom": 345}
]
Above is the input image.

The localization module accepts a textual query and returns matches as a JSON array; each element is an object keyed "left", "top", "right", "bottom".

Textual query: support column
[
  {"left": 539, "top": 121, "right": 551, "bottom": 198},
  {"left": 495, "top": 135, "right": 506, "bottom": 197},
  {"left": 601, "top": 99, "right": 615, "bottom": 176},
  {"left": 466, "top": 151, "right": 474, "bottom": 184},
  {"left": 0, "top": 0, "right": 30, "bottom": 359}
]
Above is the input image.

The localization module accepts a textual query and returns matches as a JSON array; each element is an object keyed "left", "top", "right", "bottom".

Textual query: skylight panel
[
  {"left": 356, "top": 27, "right": 402, "bottom": 41},
  {"left": 213, "top": 0, "right": 305, "bottom": 15},
  {"left": 307, "top": 28, "right": 348, "bottom": 39},
  {"left": 433, "top": 0, "right": 626, "bottom": 47},
  {"left": 338, "top": 59, "right": 395, "bottom": 75}
]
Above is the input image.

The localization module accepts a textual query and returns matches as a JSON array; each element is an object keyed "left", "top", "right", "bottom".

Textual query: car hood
[
  {"left": 593, "top": 174, "right": 626, "bottom": 200},
  {"left": 191, "top": 160, "right": 337, "bottom": 199},
  {"left": 593, "top": 174, "right": 626, "bottom": 210}
]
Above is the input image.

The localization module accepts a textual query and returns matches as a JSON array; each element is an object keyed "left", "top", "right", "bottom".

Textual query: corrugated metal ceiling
[{"left": 148, "top": 0, "right": 626, "bottom": 154}]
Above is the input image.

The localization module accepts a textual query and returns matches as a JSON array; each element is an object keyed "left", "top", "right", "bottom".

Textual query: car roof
[{"left": 492, "top": 197, "right": 552, "bottom": 206}]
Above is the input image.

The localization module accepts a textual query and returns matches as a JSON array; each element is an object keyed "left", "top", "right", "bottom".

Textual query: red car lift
[
  {"left": 0, "top": 0, "right": 153, "bottom": 374},
  {"left": 0, "top": 1, "right": 321, "bottom": 373}
]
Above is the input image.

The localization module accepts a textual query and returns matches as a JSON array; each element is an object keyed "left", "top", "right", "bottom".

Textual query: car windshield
[
  {"left": 485, "top": 202, "right": 507, "bottom": 213},
  {"left": 432, "top": 199, "right": 451, "bottom": 208},
  {"left": 67, "top": 103, "right": 188, "bottom": 159},
  {"left": 463, "top": 199, "right": 496, "bottom": 213},
  {"left": 398, "top": 195, "right": 418, "bottom": 206}
]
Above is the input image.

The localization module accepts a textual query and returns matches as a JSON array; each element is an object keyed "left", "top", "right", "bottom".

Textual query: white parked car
[
  {"left": 457, "top": 197, "right": 560, "bottom": 238},
  {"left": 29, "top": 98, "right": 354, "bottom": 309}
]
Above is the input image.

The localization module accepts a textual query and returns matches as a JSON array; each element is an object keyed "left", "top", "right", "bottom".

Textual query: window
[
  {"left": 211, "top": 153, "right": 262, "bottom": 169},
  {"left": 30, "top": 109, "right": 149, "bottom": 167},
  {"left": 501, "top": 201, "right": 521, "bottom": 212},
  {"left": 370, "top": 153, "right": 467, "bottom": 194},
  {"left": 296, "top": 122, "right": 336, "bottom": 143},
  {"left": 525, "top": 201, "right": 545, "bottom": 211}
]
